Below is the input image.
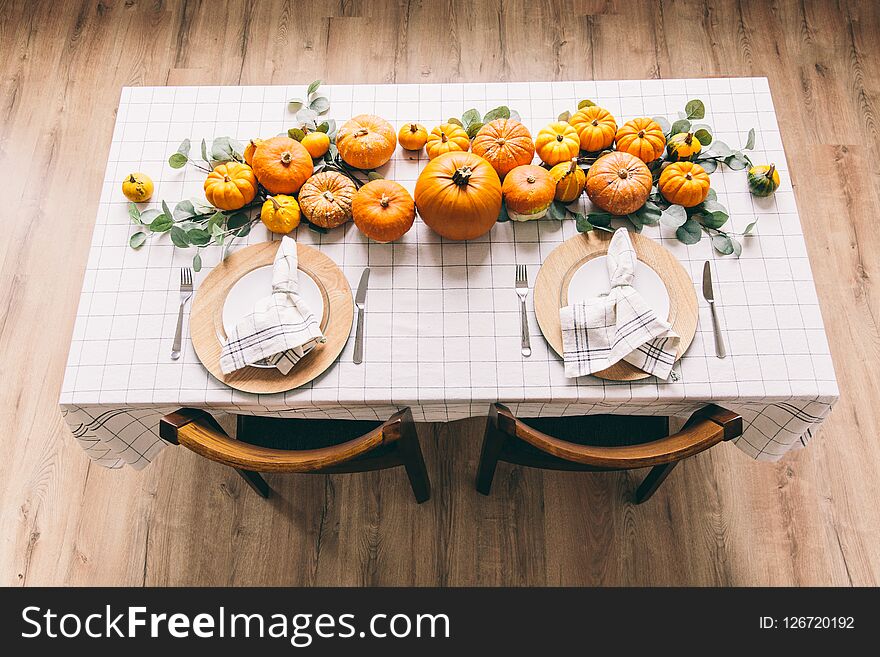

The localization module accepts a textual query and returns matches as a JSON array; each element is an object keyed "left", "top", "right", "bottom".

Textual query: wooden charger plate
[
  {"left": 534, "top": 230, "right": 698, "bottom": 381},
  {"left": 191, "top": 240, "right": 353, "bottom": 394}
]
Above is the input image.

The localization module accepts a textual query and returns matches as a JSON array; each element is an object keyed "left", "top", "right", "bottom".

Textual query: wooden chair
[
  {"left": 159, "top": 407, "right": 430, "bottom": 503},
  {"left": 476, "top": 403, "right": 742, "bottom": 503}
]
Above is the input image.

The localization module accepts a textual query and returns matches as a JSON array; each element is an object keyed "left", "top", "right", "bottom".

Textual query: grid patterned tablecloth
[{"left": 60, "top": 78, "right": 839, "bottom": 469}]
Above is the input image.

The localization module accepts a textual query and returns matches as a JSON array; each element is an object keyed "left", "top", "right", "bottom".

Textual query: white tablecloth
[{"left": 60, "top": 78, "right": 838, "bottom": 469}]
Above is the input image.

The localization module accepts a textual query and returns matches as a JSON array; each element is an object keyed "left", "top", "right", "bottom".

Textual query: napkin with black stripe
[
  {"left": 559, "top": 228, "right": 679, "bottom": 380},
  {"left": 220, "top": 236, "right": 325, "bottom": 375}
]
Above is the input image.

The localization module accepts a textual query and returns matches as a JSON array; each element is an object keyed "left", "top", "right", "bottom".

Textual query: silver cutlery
[
  {"left": 515, "top": 264, "right": 532, "bottom": 357},
  {"left": 171, "top": 267, "right": 193, "bottom": 360},
  {"left": 353, "top": 268, "right": 370, "bottom": 364},
  {"left": 702, "top": 261, "right": 726, "bottom": 359}
]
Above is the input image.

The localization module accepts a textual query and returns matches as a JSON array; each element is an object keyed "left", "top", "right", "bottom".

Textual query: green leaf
[
  {"left": 170, "top": 225, "right": 190, "bottom": 249},
  {"left": 211, "top": 136, "right": 237, "bottom": 163},
  {"left": 226, "top": 212, "right": 250, "bottom": 231},
  {"left": 698, "top": 158, "right": 718, "bottom": 174},
  {"left": 192, "top": 252, "right": 202, "bottom": 272},
  {"left": 743, "top": 219, "right": 759, "bottom": 235},
  {"left": 546, "top": 201, "right": 567, "bottom": 221},
  {"left": 139, "top": 208, "right": 160, "bottom": 224},
  {"left": 149, "top": 213, "right": 173, "bottom": 232},
  {"left": 324, "top": 143, "right": 338, "bottom": 163},
  {"left": 201, "top": 138, "right": 209, "bottom": 163},
  {"left": 701, "top": 200, "right": 728, "bottom": 215},
  {"left": 168, "top": 152, "right": 188, "bottom": 168},
  {"left": 236, "top": 222, "right": 252, "bottom": 237},
  {"left": 466, "top": 122, "right": 484, "bottom": 139},
  {"left": 316, "top": 121, "right": 330, "bottom": 133},
  {"left": 557, "top": 110, "right": 571, "bottom": 122},
  {"left": 698, "top": 211, "right": 729, "bottom": 230},
  {"left": 577, "top": 99, "right": 595, "bottom": 109},
  {"left": 670, "top": 118, "right": 691, "bottom": 135},
  {"left": 310, "top": 96, "right": 330, "bottom": 114},
  {"left": 497, "top": 203, "right": 510, "bottom": 222},
  {"left": 632, "top": 201, "right": 661, "bottom": 226},
  {"left": 462, "top": 108, "right": 481, "bottom": 128},
  {"left": 724, "top": 153, "right": 750, "bottom": 171},
  {"left": 307, "top": 79, "right": 322, "bottom": 96},
  {"left": 210, "top": 222, "right": 225, "bottom": 243},
  {"left": 587, "top": 212, "right": 614, "bottom": 228},
  {"left": 296, "top": 107, "right": 319, "bottom": 124},
  {"left": 162, "top": 200, "right": 172, "bottom": 219},
  {"left": 509, "top": 109, "right": 522, "bottom": 122},
  {"left": 367, "top": 171, "right": 383, "bottom": 181},
  {"left": 447, "top": 117, "right": 464, "bottom": 127},
  {"left": 705, "top": 188, "right": 717, "bottom": 201},
  {"left": 694, "top": 128, "right": 712, "bottom": 146},
  {"left": 744, "top": 127, "right": 756, "bottom": 150},
  {"left": 128, "top": 202, "right": 142, "bottom": 223},
  {"left": 652, "top": 116, "right": 671, "bottom": 135},
  {"left": 187, "top": 228, "right": 211, "bottom": 246},
  {"left": 173, "top": 199, "right": 197, "bottom": 220},
  {"left": 575, "top": 213, "right": 592, "bottom": 232},
  {"left": 288, "top": 127, "right": 306, "bottom": 141},
  {"left": 685, "top": 99, "right": 705, "bottom": 120},
  {"left": 676, "top": 219, "right": 702, "bottom": 245},
  {"left": 660, "top": 204, "right": 687, "bottom": 228},
  {"left": 288, "top": 99, "right": 304, "bottom": 113},
  {"left": 627, "top": 213, "right": 644, "bottom": 232},
  {"left": 730, "top": 236, "right": 743, "bottom": 257},
  {"left": 129, "top": 231, "right": 147, "bottom": 249},
  {"left": 483, "top": 106, "right": 510, "bottom": 122},
  {"left": 709, "top": 141, "right": 733, "bottom": 157},
  {"left": 711, "top": 233, "right": 735, "bottom": 255},
  {"left": 177, "top": 138, "right": 191, "bottom": 157}
]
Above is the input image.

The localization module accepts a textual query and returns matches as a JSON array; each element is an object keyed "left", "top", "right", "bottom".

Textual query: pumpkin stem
[
  {"left": 409, "top": 123, "right": 418, "bottom": 133},
  {"left": 355, "top": 128, "right": 369, "bottom": 137},
  {"left": 441, "top": 131, "right": 449, "bottom": 143},
  {"left": 322, "top": 191, "right": 335, "bottom": 202},
  {"left": 269, "top": 196, "right": 281, "bottom": 211},
  {"left": 685, "top": 173, "right": 693, "bottom": 180},
  {"left": 638, "top": 130, "right": 645, "bottom": 138},
  {"left": 280, "top": 151, "right": 292, "bottom": 166},
  {"left": 379, "top": 194, "right": 390, "bottom": 208},
  {"left": 452, "top": 166, "right": 473, "bottom": 187},
  {"left": 617, "top": 169, "right": 628, "bottom": 179},
  {"left": 568, "top": 158, "right": 578, "bottom": 173},
  {"left": 556, "top": 134, "right": 564, "bottom": 142},
  {"left": 128, "top": 174, "right": 137, "bottom": 183},
  {"left": 497, "top": 137, "right": 507, "bottom": 145},
  {"left": 591, "top": 119, "right": 599, "bottom": 126},
  {"left": 684, "top": 132, "right": 694, "bottom": 145},
  {"left": 223, "top": 175, "right": 231, "bottom": 183},
  {"left": 766, "top": 163, "right": 776, "bottom": 179},
  {"left": 526, "top": 175, "right": 536, "bottom": 184}
]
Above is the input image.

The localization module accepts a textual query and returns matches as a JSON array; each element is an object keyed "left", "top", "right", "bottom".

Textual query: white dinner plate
[
  {"left": 566, "top": 256, "right": 671, "bottom": 321},
  {"left": 221, "top": 266, "right": 325, "bottom": 368}
]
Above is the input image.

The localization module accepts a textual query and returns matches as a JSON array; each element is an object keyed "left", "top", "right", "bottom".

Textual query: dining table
[{"left": 60, "top": 77, "right": 839, "bottom": 469}]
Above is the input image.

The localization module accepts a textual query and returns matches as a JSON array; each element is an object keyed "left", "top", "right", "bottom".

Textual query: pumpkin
[
  {"left": 534, "top": 121, "right": 580, "bottom": 166},
  {"left": 569, "top": 106, "right": 617, "bottom": 152},
  {"left": 204, "top": 162, "right": 257, "bottom": 211},
  {"left": 414, "top": 151, "right": 502, "bottom": 241},
  {"left": 549, "top": 158, "right": 586, "bottom": 203},
  {"left": 301, "top": 131, "right": 331, "bottom": 158},
  {"left": 122, "top": 172, "right": 153, "bottom": 203},
  {"left": 502, "top": 165, "right": 556, "bottom": 221},
  {"left": 748, "top": 163, "right": 780, "bottom": 197},
  {"left": 251, "top": 136, "right": 313, "bottom": 194},
  {"left": 398, "top": 123, "right": 429, "bottom": 151},
  {"left": 615, "top": 117, "right": 666, "bottom": 163},
  {"left": 658, "top": 161, "right": 711, "bottom": 207},
  {"left": 260, "top": 195, "right": 301, "bottom": 234},
  {"left": 243, "top": 138, "right": 263, "bottom": 166},
  {"left": 471, "top": 118, "right": 535, "bottom": 179},
  {"left": 426, "top": 123, "right": 470, "bottom": 159},
  {"left": 585, "top": 151, "right": 652, "bottom": 216},
  {"left": 666, "top": 132, "right": 702, "bottom": 161},
  {"left": 352, "top": 179, "right": 415, "bottom": 243},
  {"left": 298, "top": 171, "right": 357, "bottom": 228},
  {"left": 336, "top": 114, "right": 397, "bottom": 169}
]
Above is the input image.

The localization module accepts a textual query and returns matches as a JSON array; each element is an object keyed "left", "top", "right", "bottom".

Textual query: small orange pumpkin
[
  {"left": 549, "top": 158, "right": 586, "bottom": 203},
  {"left": 534, "top": 121, "right": 580, "bottom": 166},
  {"left": 352, "top": 179, "right": 416, "bottom": 243},
  {"left": 615, "top": 117, "right": 667, "bottom": 163},
  {"left": 471, "top": 118, "right": 535, "bottom": 179},
  {"left": 298, "top": 171, "right": 357, "bottom": 229},
  {"left": 658, "top": 162, "right": 711, "bottom": 207},
  {"left": 501, "top": 164, "right": 556, "bottom": 222},
  {"left": 251, "top": 136, "right": 313, "bottom": 194},
  {"left": 569, "top": 106, "right": 617, "bottom": 152},
  {"left": 336, "top": 114, "right": 397, "bottom": 169},
  {"left": 243, "top": 138, "right": 263, "bottom": 166},
  {"left": 585, "top": 151, "right": 652, "bottom": 216},
  {"left": 426, "top": 123, "right": 470, "bottom": 159},
  {"left": 204, "top": 162, "right": 257, "bottom": 211},
  {"left": 398, "top": 123, "right": 429, "bottom": 151},
  {"left": 414, "top": 151, "right": 502, "bottom": 241}
]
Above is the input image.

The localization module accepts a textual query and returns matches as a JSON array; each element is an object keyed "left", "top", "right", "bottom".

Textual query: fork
[
  {"left": 515, "top": 264, "right": 531, "bottom": 357},
  {"left": 171, "top": 267, "right": 193, "bottom": 360}
]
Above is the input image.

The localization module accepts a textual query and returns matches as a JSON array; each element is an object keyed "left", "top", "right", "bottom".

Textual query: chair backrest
[
  {"left": 494, "top": 403, "right": 742, "bottom": 469},
  {"left": 159, "top": 408, "right": 407, "bottom": 473}
]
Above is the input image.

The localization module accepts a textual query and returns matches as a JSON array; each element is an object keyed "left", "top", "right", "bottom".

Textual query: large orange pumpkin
[
  {"left": 352, "top": 179, "right": 415, "bottom": 243},
  {"left": 204, "top": 162, "right": 257, "bottom": 211},
  {"left": 615, "top": 118, "right": 666, "bottom": 163},
  {"left": 569, "top": 106, "right": 617, "bottom": 152},
  {"left": 414, "top": 151, "right": 502, "bottom": 241},
  {"left": 471, "top": 118, "right": 535, "bottom": 179},
  {"left": 534, "top": 121, "right": 580, "bottom": 166},
  {"left": 426, "top": 123, "right": 470, "bottom": 159},
  {"left": 251, "top": 136, "right": 313, "bottom": 194},
  {"left": 658, "top": 162, "right": 711, "bottom": 207},
  {"left": 336, "top": 114, "right": 397, "bottom": 169},
  {"left": 502, "top": 165, "right": 556, "bottom": 221},
  {"left": 585, "top": 151, "right": 652, "bottom": 216},
  {"left": 549, "top": 158, "right": 586, "bottom": 203},
  {"left": 298, "top": 171, "right": 357, "bottom": 229}
]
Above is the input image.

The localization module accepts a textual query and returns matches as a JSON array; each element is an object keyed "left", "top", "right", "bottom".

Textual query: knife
[
  {"left": 702, "top": 261, "right": 727, "bottom": 359},
  {"left": 353, "top": 268, "right": 370, "bottom": 364}
]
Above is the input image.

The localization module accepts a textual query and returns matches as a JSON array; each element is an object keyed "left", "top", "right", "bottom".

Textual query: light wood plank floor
[{"left": 1, "top": 0, "right": 878, "bottom": 586}]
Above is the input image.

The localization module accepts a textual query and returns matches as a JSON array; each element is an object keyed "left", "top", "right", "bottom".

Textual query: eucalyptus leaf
[
  {"left": 316, "top": 121, "right": 330, "bottom": 133},
  {"left": 705, "top": 188, "right": 717, "bottom": 201},
  {"left": 462, "top": 108, "right": 481, "bottom": 128},
  {"left": 685, "top": 99, "right": 705, "bottom": 120},
  {"left": 310, "top": 96, "right": 330, "bottom": 113},
  {"left": 497, "top": 203, "right": 510, "bottom": 223},
  {"left": 187, "top": 228, "right": 211, "bottom": 246},
  {"left": 676, "top": 219, "right": 703, "bottom": 245},
  {"left": 176, "top": 138, "right": 191, "bottom": 156},
  {"left": 730, "top": 236, "right": 743, "bottom": 257},
  {"left": 149, "top": 213, "right": 173, "bottom": 232},
  {"left": 698, "top": 211, "right": 729, "bottom": 230},
  {"left": 367, "top": 171, "right": 383, "bottom": 181},
  {"left": 211, "top": 136, "right": 236, "bottom": 163},
  {"left": 139, "top": 208, "right": 160, "bottom": 224},
  {"left": 557, "top": 110, "right": 571, "bottom": 123},
  {"left": 128, "top": 202, "right": 141, "bottom": 224},
  {"left": 575, "top": 213, "right": 592, "bottom": 232},
  {"left": 633, "top": 201, "right": 661, "bottom": 225},
  {"left": 699, "top": 158, "right": 718, "bottom": 174},
  {"left": 307, "top": 79, "right": 322, "bottom": 96},
  {"left": 162, "top": 200, "right": 172, "bottom": 219},
  {"left": 324, "top": 143, "right": 338, "bottom": 163},
  {"left": 173, "top": 199, "right": 197, "bottom": 221},
  {"left": 288, "top": 127, "right": 306, "bottom": 141},
  {"left": 210, "top": 222, "right": 225, "bottom": 243},
  {"left": 711, "top": 233, "right": 735, "bottom": 255},
  {"left": 129, "top": 231, "right": 147, "bottom": 249},
  {"left": 483, "top": 106, "right": 510, "bottom": 122},
  {"left": 660, "top": 204, "right": 687, "bottom": 228},
  {"left": 743, "top": 219, "right": 759, "bottom": 235},
  {"left": 587, "top": 212, "right": 614, "bottom": 228},
  {"left": 288, "top": 99, "right": 304, "bottom": 113},
  {"left": 577, "top": 99, "right": 595, "bottom": 109},
  {"left": 709, "top": 141, "right": 733, "bottom": 157},
  {"left": 168, "top": 152, "right": 188, "bottom": 168},
  {"left": 627, "top": 213, "right": 644, "bottom": 232},
  {"left": 701, "top": 200, "right": 728, "bottom": 215},
  {"left": 694, "top": 128, "right": 712, "bottom": 146},
  {"left": 447, "top": 117, "right": 464, "bottom": 127},
  {"left": 466, "top": 122, "right": 484, "bottom": 138},
  {"left": 652, "top": 116, "right": 671, "bottom": 135},
  {"left": 546, "top": 201, "right": 567, "bottom": 221},
  {"left": 324, "top": 118, "right": 337, "bottom": 139},
  {"left": 725, "top": 153, "right": 750, "bottom": 170},
  {"left": 670, "top": 118, "right": 691, "bottom": 135},
  {"left": 226, "top": 212, "right": 250, "bottom": 231},
  {"left": 170, "top": 225, "right": 190, "bottom": 249},
  {"left": 236, "top": 221, "right": 252, "bottom": 238},
  {"left": 509, "top": 109, "right": 521, "bottom": 122},
  {"left": 296, "top": 107, "right": 319, "bottom": 124},
  {"left": 192, "top": 252, "right": 202, "bottom": 272},
  {"left": 744, "top": 127, "right": 756, "bottom": 150}
]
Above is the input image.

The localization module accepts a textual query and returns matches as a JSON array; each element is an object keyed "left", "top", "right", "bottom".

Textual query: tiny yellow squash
[
  {"left": 534, "top": 122, "right": 580, "bottom": 166},
  {"left": 549, "top": 158, "right": 585, "bottom": 203}
]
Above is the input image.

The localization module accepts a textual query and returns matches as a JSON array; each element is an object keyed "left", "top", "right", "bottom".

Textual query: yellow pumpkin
[
  {"left": 122, "top": 173, "right": 154, "bottom": 203},
  {"left": 301, "top": 131, "right": 331, "bottom": 158},
  {"left": 336, "top": 114, "right": 397, "bottom": 169},
  {"left": 352, "top": 179, "right": 415, "bottom": 243},
  {"left": 471, "top": 118, "right": 535, "bottom": 179},
  {"left": 615, "top": 118, "right": 667, "bottom": 163},
  {"left": 666, "top": 132, "right": 702, "bottom": 161},
  {"left": 534, "top": 122, "right": 580, "bottom": 166},
  {"left": 204, "top": 162, "right": 257, "bottom": 211},
  {"left": 298, "top": 171, "right": 357, "bottom": 228},
  {"left": 260, "top": 195, "right": 301, "bottom": 234},
  {"left": 658, "top": 162, "right": 711, "bottom": 207},
  {"left": 243, "top": 138, "right": 263, "bottom": 166},
  {"left": 569, "top": 106, "right": 617, "bottom": 152},
  {"left": 398, "top": 123, "right": 429, "bottom": 151},
  {"left": 426, "top": 123, "right": 470, "bottom": 159},
  {"left": 549, "top": 158, "right": 586, "bottom": 203},
  {"left": 501, "top": 164, "right": 556, "bottom": 221}
]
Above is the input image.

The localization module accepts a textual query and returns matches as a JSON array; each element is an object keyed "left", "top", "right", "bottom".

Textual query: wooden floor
[{"left": 1, "top": 0, "right": 878, "bottom": 586}]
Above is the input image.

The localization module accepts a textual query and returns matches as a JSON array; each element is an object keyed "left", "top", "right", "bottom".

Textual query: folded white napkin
[
  {"left": 220, "top": 236, "right": 325, "bottom": 375},
  {"left": 559, "top": 228, "right": 679, "bottom": 380}
]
